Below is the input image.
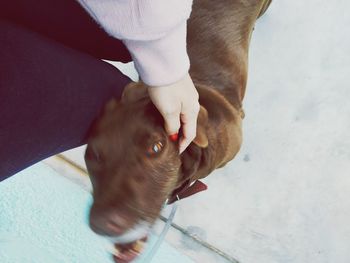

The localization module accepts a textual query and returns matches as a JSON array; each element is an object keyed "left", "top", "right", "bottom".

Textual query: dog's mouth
[
  {"left": 92, "top": 219, "right": 151, "bottom": 263},
  {"left": 112, "top": 237, "right": 148, "bottom": 263},
  {"left": 99, "top": 209, "right": 162, "bottom": 263},
  {"left": 106, "top": 221, "right": 151, "bottom": 244},
  {"left": 107, "top": 235, "right": 148, "bottom": 263}
]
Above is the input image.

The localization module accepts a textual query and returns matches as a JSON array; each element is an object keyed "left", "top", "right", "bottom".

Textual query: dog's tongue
[{"left": 113, "top": 236, "right": 148, "bottom": 263}]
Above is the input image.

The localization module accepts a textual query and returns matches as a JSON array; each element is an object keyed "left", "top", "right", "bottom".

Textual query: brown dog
[{"left": 85, "top": 0, "right": 271, "bottom": 261}]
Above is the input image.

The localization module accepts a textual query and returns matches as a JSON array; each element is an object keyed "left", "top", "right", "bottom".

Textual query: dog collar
[{"left": 167, "top": 179, "right": 207, "bottom": 204}]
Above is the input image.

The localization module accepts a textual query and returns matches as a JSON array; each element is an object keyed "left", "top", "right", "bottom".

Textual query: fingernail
[{"left": 169, "top": 133, "right": 179, "bottom": 142}]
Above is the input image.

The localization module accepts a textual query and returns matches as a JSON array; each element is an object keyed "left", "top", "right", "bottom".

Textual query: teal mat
[{"left": 0, "top": 163, "right": 193, "bottom": 263}]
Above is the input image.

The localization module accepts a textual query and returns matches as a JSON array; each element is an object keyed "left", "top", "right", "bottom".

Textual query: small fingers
[
  {"left": 179, "top": 106, "right": 200, "bottom": 154},
  {"left": 164, "top": 111, "right": 181, "bottom": 136},
  {"left": 146, "top": 73, "right": 200, "bottom": 154}
]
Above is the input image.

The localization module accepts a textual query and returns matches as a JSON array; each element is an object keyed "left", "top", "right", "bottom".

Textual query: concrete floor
[{"left": 47, "top": 0, "right": 350, "bottom": 262}]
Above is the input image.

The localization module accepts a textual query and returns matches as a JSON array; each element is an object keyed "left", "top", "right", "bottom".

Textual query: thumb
[{"left": 164, "top": 111, "right": 181, "bottom": 136}]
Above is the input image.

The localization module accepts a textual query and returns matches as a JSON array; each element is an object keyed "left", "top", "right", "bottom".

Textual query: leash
[{"left": 141, "top": 203, "right": 178, "bottom": 262}]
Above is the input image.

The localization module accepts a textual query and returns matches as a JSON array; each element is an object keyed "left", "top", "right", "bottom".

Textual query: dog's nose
[{"left": 90, "top": 208, "right": 131, "bottom": 236}]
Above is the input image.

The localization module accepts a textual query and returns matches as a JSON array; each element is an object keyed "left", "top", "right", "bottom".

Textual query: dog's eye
[{"left": 147, "top": 141, "right": 164, "bottom": 155}]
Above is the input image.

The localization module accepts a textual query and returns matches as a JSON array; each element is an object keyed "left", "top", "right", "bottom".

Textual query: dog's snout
[
  {"left": 105, "top": 219, "right": 125, "bottom": 235},
  {"left": 90, "top": 208, "right": 132, "bottom": 237}
]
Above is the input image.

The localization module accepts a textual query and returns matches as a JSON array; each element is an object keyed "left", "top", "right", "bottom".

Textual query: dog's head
[{"left": 85, "top": 82, "right": 210, "bottom": 243}]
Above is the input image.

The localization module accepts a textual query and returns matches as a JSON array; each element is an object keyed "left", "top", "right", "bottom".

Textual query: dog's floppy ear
[
  {"left": 178, "top": 106, "right": 208, "bottom": 182},
  {"left": 121, "top": 82, "right": 149, "bottom": 103},
  {"left": 179, "top": 142, "right": 202, "bottom": 183},
  {"left": 192, "top": 106, "right": 209, "bottom": 148}
]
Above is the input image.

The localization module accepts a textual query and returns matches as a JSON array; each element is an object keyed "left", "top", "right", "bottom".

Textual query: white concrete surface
[
  {"left": 59, "top": 0, "right": 350, "bottom": 262},
  {"left": 176, "top": 0, "right": 350, "bottom": 262}
]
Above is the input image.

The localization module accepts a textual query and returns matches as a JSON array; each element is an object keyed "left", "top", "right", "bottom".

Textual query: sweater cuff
[{"left": 123, "top": 22, "right": 190, "bottom": 87}]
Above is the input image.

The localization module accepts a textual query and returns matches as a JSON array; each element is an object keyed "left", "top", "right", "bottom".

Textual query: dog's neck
[
  {"left": 187, "top": 0, "right": 263, "bottom": 110},
  {"left": 187, "top": 86, "right": 243, "bottom": 182},
  {"left": 188, "top": 38, "right": 249, "bottom": 112},
  {"left": 179, "top": 0, "right": 267, "bottom": 181}
]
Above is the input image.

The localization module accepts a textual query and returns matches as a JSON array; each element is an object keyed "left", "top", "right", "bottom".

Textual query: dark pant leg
[
  {"left": 0, "top": 21, "right": 131, "bottom": 181},
  {"left": 0, "top": 0, "right": 132, "bottom": 62}
]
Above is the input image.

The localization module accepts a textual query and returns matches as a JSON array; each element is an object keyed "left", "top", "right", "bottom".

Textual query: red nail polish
[{"left": 169, "top": 133, "right": 179, "bottom": 141}]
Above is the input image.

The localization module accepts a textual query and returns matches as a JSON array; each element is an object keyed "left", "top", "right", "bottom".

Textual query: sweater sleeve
[{"left": 76, "top": 0, "right": 193, "bottom": 86}]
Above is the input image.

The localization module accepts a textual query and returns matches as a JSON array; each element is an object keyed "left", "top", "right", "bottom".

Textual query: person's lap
[{"left": 0, "top": 2, "right": 132, "bottom": 181}]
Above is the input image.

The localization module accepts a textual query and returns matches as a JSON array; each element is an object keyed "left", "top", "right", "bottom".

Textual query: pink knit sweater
[{"left": 76, "top": 0, "right": 193, "bottom": 86}]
